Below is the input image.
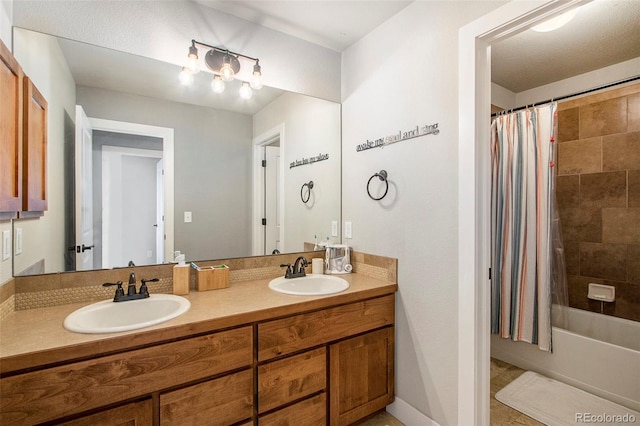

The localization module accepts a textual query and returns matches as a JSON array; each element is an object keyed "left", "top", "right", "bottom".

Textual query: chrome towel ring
[
  {"left": 300, "top": 180, "right": 314, "bottom": 203},
  {"left": 367, "top": 170, "right": 388, "bottom": 201}
]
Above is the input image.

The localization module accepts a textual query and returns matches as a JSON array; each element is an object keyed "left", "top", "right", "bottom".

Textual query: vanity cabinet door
[
  {"left": 21, "top": 76, "right": 48, "bottom": 214},
  {"left": 160, "top": 369, "right": 253, "bottom": 426},
  {"left": 57, "top": 399, "right": 152, "bottom": 426},
  {"left": 329, "top": 327, "right": 394, "bottom": 426},
  {"left": 0, "top": 39, "right": 23, "bottom": 217}
]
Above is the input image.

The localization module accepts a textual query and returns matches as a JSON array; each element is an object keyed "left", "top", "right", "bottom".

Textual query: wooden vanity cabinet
[
  {"left": 57, "top": 399, "right": 153, "bottom": 426},
  {"left": 257, "top": 294, "right": 395, "bottom": 425},
  {"left": 21, "top": 77, "right": 48, "bottom": 214},
  {"left": 0, "top": 326, "right": 253, "bottom": 425},
  {"left": 0, "top": 39, "right": 23, "bottom": 218}
]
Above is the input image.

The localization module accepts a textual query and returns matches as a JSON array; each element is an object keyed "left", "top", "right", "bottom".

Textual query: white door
[
  {"left": 156, "top": 160, "right": 164, "bottom": 264},
  {"left": 74, "top": 105, "right": 94, "bottom": 270},
  {"left": 264, "top": 145, "right": 280, "bottom": 254}
]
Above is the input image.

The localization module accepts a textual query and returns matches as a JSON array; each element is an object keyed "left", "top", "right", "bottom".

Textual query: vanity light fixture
[{"left": 179, "top": 39, "right": 263, "bottom": 98}]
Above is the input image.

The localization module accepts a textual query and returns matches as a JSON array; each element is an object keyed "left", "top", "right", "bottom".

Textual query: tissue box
[{"left": 196, "top": 265, "right": 230, "bottom": 291}]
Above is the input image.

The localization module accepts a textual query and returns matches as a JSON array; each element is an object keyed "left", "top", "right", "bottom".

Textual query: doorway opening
[{"left": 252, "top": 124, "right": 285, "bottom": 255}]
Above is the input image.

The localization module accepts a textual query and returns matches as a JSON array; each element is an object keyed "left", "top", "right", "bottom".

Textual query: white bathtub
[{"left": 492, "top": 305, "right": 640, "bottom": 411}]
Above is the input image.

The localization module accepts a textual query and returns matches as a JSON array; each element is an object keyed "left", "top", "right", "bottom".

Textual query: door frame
[
  {"left": 252, "top": 124, "right": 285, "bottom": 256},
  {"left": 88, "top": 117, "right": 175, "bottom": 264},
  {"left": 457, "top": 1, "right": 590, "bottom": 424}
]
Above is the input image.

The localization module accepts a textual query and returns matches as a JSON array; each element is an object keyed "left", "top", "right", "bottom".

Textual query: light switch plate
[
  {"left": 331, "top": 220, "right": 338, "bottom": 237},
  {"left": 2, "top": 230, "right": 10, "bottom": 261},
  {"left": 15, "top": 228, "right": 23, "bottom": 255},
  {"left": 184, "top": 211, "right": 192, "bottom": 223},
  {"left": 345, "top": 221, "right": 352, "bottom": 239}
]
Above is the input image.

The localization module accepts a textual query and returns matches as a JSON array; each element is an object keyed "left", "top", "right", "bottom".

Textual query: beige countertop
[{"left": 0, "top": 273, "right": 396, "bottom": 374}]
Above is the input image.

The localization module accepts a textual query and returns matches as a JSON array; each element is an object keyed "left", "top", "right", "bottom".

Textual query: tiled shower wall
[{"left": 556, "top": 83, "right": 640, "bottom": 322}]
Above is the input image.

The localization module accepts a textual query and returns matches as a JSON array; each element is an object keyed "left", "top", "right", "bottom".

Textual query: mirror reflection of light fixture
[
  {"left": 239, "top": 81, "right": 253, "bottom": 99},
  {"left": 211, "top": 75, "right": 225, "bottom": 93},
  {"left": 179, "top": 39, "right": 263, "bottom": 99},
  {"left": 531, "top": 8, "right": 577, "bottom": 32}
]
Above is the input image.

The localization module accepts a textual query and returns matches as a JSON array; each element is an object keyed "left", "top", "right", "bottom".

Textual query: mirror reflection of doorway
[{"left": 263, "top": 142, "right": 281, "bottom": 254}]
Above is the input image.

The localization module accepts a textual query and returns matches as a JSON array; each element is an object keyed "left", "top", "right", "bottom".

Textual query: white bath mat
[{"left": 495, "top": 371, "right": 639, "bottom": 425}]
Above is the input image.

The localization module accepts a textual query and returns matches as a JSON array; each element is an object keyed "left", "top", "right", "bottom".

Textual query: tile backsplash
[{"left": 556, "top": 83, "right": 640, "bottom": 321}]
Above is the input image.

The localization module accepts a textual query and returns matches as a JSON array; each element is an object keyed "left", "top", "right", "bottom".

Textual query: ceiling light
[
  {"left": 239, "top": 81, "right": 253, "bottom": 99},
  {"left": 179, "top": 39, "right": 263, "bottom": 99},
  {"left": 211, "top": 75, "right": 225, "bottom": 93},
  {"left": 531, "top": 9, "right": 577, "bottom": 32},
  {"left": 179, "top": 67, "right": 194, "bottom": 86}
]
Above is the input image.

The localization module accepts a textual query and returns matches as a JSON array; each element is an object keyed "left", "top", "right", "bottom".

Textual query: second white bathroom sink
[{"left": 268, "top": 274, "right": 349, "bottom": 296}]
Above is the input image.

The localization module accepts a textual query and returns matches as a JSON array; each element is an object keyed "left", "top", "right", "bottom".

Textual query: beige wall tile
[
  {"left": 559, "top": 207, "right": 602, "bottom": 243},
  {"left": 603, "top": 208, "right": 640, "bottom": 244},
  {"left": 556, "top": 175, "right": 580, "bottom": 209},
  {"left": 630, "top": 170, "right": 640, "bottom": 208},
  {"left": 603, "top": 131, "right": 640, "bottom": 171},
  {"left": 579, "top": 171, "right": 627, "bottom": 208},
  {"left": 558, "top": 107, "right": 579, "bottom": 142},
  {"left": 580, "top": 242, "right": 627, "bottom": 282},
  {"left": 579, "top": 97, "right": 627, "bottom": 139},
  {"left": 629, "top": 93, "right": 640, "bottom": 132},
  {"left": 557, "top": 138, "right": 602, "bottom": 175}
]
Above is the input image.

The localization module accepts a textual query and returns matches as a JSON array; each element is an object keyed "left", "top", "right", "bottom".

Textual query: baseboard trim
[{"left": 387, "top": 397, "right": 441, "bottom": 426}]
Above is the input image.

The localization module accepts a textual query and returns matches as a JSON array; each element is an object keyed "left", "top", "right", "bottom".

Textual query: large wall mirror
[{"left": 12, "top": 28, "right": 341, "bottom": 276}]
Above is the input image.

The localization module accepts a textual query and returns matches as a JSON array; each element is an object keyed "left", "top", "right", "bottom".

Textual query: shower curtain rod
[{"left": 491, "top": 75, "right": 640, "bottom": 117}]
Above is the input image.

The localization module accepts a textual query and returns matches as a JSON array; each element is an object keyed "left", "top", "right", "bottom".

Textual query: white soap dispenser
[{"left": 173, "top": 253, "right": 190, "bottom": 295}]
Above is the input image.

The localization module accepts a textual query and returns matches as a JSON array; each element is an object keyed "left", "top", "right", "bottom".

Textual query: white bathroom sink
[
  {"left": 63, "top": 294, "right": 190, "bottom": 334},
  {"left": 268, "top": 274, "right": 349, "bottom": 296}
]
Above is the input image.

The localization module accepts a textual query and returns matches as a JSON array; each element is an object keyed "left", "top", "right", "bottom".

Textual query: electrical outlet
[
  {"left": 2, "top": 230, "right": 10, "bottom": 261},
  {"left": 15, "top": 228, "right": 23, "bottom": 255},
  {"left": 184, "top": 211, "right": 192, "bottom": 223},
  {"left": 344, "top": 221, "right": 352, "bottom": 239},
  {"left": 331, "top": 220, "right": 338, "bottom": 237}
]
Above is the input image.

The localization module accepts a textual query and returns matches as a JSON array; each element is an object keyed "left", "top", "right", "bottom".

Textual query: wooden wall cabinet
[
  {"left": 0, "top": 40, "right": 48, "bottom": 219},
  {"left": 0, "top": 40, "right": 23, "bottom": 219}
]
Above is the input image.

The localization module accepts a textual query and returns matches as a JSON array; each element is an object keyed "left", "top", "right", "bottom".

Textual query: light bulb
[
  {"left": 531, "top": 9, "right": 577, "bottom": 32},
  {"left": 239, "top": 81, "right": 253, "bottom": 99},
  {"left": 179, "top": 67, "right": 194, "bottom": 86},
  {"left": 220, "top": 53, "right": 235, "bottom": 82},
  {"left": 186, "top": 45, "right": 200, "bottom": 74},
  {"left": 211, "top": 75, "right": 225, "bottom": 93},
  {"left": 250, "top": 61, "right": 263, "bottom": 90}
]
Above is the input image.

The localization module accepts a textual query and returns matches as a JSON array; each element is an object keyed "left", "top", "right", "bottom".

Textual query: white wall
[
  {"left": 341, "top": 2, "right": 504, "bottom": 424},
  {"left": 11, "top": 0, "right": 341, "bottom": 102},
  {"left": 253, "top": 92, "right": 342, "bottom": 252},
  {"left": 0, "top": 0, "right": 11, "bottom": 46},
  {"left": 12, "top": 29, "right": 76, "bottom": 276},
  {"left": 0, "top": 0, "right": 13, "bottom": 285}
]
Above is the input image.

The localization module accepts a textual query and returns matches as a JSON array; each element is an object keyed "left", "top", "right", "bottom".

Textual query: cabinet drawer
[
  {"left": 160, "top": 369, "right": 253, "bottom": 426},
  {"left": 58, "top": 399, "right": 152, "bottom": 426},
  {"left": 0, "top": 326, "right": 252, "bottom": 425},
  {"left": 258, "top": 347, "right": 326, "bottom": 413},
  {"left": 258, "top": 294, "right": 394, "bottom": 361},
  {"left": 259, "top": 393, "right": 326, "bottom": 426}
]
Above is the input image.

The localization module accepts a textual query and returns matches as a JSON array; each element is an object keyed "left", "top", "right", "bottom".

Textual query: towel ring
[
  {"left": 300, "top": 181, "right": 314, "bottom": 203},
  {"left": 367, "top": 170, "right": 388, "bottom": 201}
]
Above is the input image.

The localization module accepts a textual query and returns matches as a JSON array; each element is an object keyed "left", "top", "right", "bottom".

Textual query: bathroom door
[{"left": 74, "top": 105, "right": 94, "bottom": 270}]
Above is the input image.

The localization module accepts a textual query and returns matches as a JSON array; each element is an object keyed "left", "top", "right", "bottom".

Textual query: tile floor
[
  {"left": 490, "top": 358, "right": 543, "bottom": 425},
  {"left": 356, "top": 358, "right": 541, "bottom": 426}
]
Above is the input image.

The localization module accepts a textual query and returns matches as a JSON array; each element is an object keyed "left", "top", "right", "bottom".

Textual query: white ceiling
[
  {"left": 198, "top": 0, "right": 640, "bottom": 93},
  {"left": 194, "top": 0, "right": 413, "bottom": 52}
]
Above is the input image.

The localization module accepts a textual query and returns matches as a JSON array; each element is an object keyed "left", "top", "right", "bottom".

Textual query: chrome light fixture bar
[{"left": 179, "top": 39, "right": 263, "bottom": 98}]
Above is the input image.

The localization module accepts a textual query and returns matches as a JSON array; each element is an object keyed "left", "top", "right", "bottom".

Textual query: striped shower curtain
[{"left": 490, "top": 103, "right": 558, "bottom": 352}]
